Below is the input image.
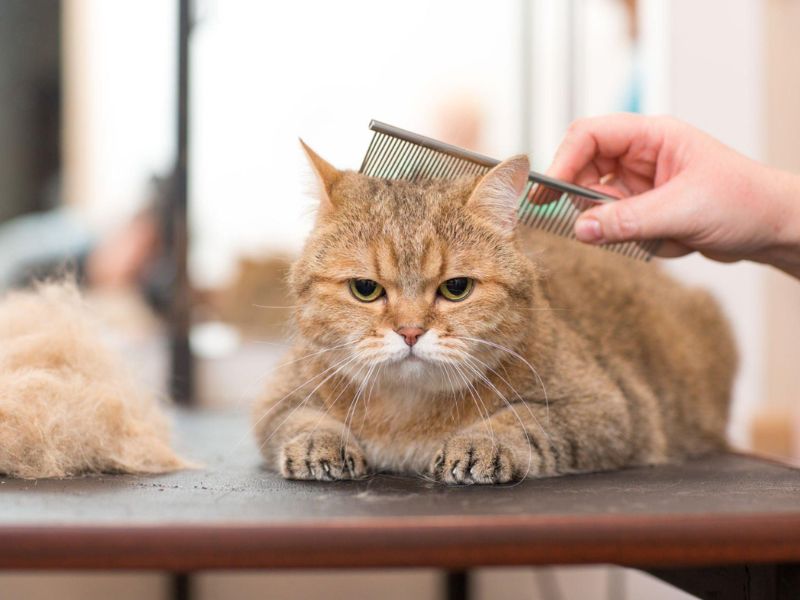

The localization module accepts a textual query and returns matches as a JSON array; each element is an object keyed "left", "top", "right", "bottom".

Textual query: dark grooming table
[{"left": 2, "top": 411, "right": 799, "bottom": 599}]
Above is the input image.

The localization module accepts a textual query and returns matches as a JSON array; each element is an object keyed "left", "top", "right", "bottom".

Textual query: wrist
[{"left": 762, "top": 168, "right": 800, "bottom": 279}]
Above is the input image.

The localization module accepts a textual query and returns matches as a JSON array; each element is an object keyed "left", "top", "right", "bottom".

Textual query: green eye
[
  {"left": 438, "top": 277, "right": 474, "bottom": 301},
  {"left": 349, "top": 279, "right": 384, "bottom": 302}
]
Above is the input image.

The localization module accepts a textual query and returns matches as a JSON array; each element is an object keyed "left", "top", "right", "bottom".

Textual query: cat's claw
[
  {"left": 280, "top": 430, "right": 369, "bottom": 481},
  {"left": 430, "top": 435, "right": 522, "bottom": 485}
]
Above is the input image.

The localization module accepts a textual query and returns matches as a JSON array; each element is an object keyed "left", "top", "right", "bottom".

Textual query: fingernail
[{"left": 575, "top": 218, "right": 603, "bottom": 243}]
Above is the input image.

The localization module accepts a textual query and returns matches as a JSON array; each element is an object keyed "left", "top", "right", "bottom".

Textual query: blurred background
[{"left": 1, "top": 0, "right": 798, "bottom": 598}]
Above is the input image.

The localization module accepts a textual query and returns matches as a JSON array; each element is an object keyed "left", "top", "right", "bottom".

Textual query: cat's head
[{"left": 289, "top": 142, "right": 538, "bottom": 394}]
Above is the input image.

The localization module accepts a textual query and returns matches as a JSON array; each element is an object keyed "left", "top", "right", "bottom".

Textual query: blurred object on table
[{"left": 200, "top": 254, "right": 294, "bottom": 341}]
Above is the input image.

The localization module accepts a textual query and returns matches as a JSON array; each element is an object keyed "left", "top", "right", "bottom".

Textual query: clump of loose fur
[
  {"left": 253, "top": 144, "right": 737, "bottom": 485},
  {"left": 0, "top": 282, "right": 188, "bottom": 478}
]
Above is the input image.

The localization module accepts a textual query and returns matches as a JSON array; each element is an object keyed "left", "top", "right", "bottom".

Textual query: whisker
[
  {"left": 239, "top": 339, "right": 361, "bottom": 409},
  {"left": 439, "top": 362, "right": 461, "bottom": 423},
  {"left": 356, "top": 363, "right": 378, "bottom": 438},
  {"left": 267, "top": 340, "right": 361, "bottom": 373},
  {"left": 455, "top": 336, "right": 550, "bottom": 424},
  {"left": 342, "top": 365, "right": 367, "bottom": 440},
  {"left": 236, "top": 339, "right": 362, "bottom": 411},
  {"left": 458, "top": 350, "right": 549, "bottom": 441},
  {"left": 252, "top": 304, "right": 298, "bottom": 309},
  {"left": 455, "top": 352, "right": 536, "bottom": 481},
  {"left": 307, "top": 362, "right": 365, "bottom": 439},
  {"left": 337, "top": 361, "right": 370, "bottom": 448},
  {"left": 342, "top": 361, "right": 377, "bottom": 450},
  {"left": 449, "top": 362, "right": 496, "bottom": 447},
  {"left": 257, "top": 353, "right": 362, "bottom": 452},
  {"left": 361, "top": 361, "right": 385, "bottom": 432},
  {"left": 248, "top": 349, "right": 358, "bottom": 435},
  {"left": 227, "top": 351, "right": 360, "bottom": 458}
]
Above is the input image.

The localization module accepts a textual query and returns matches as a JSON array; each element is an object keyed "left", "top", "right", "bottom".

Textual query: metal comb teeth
[{"left": 359, "top": 120, "right": 660, "bottom": 262}]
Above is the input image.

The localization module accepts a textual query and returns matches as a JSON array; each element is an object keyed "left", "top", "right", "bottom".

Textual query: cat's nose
[{"left": 397, "top": 326, "right": 425, "bottom": 346}]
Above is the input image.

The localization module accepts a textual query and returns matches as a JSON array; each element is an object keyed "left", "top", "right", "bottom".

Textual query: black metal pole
[
  {"left": 171, "top": 572, "right": 191, "bottom": 600},
  {"left": 445, "top": 570, "right": 470, "bottom": 600},
  {"left": 170, "top": 0, "right": 193, "bottom": 406},
  {"left": 169, "top": 5, "right": 194, "bottom": 597}
]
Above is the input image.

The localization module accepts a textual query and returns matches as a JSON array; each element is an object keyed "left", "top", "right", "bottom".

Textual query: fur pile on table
[{"left": 0, "top": 281, "right": 188, "bottom": 478}]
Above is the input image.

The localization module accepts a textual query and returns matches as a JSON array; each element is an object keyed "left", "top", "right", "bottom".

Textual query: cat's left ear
[
  {"left": 300, "top": 139, "right": 342, "bottom": 216},
  {"left": 466, "top": 155, "right": 529, "bottom": 236}
]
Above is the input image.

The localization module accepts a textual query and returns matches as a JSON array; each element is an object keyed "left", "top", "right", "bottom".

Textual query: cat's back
[
  {"left": 527, "top": 231, "right": 693, "bottom": 304},
  {"left": 520, "top": 229, "right": 736, "bottom": 426},
  {"left": 520, "top": 228, "right": 724, "bottom": 337}
]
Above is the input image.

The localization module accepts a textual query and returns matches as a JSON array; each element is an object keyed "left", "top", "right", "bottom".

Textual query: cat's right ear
[
  {"left": 300, "top": 139, "right": 342, "bottom": 217},
  {"left": 466, "top": 154, "right": 530, "bottom": 237}
]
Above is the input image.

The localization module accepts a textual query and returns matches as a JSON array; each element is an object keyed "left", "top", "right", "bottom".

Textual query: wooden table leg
[
  {"left": 445, "top": 570, "right": 470, "bottom": 600},
  {"left": 171, "top": 573, "right": 191, "bottom": 600},
  {"left": 647, "top": 563, "right": 800, "bottom": 599}
]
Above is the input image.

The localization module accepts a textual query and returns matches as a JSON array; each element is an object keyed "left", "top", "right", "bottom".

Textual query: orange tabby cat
[{"left": 253, "top": 143, "right": 736, "bottom": 485}]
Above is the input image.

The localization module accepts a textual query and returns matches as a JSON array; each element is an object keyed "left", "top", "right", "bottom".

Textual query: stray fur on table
[{"left": 0, "top": 282, "right": 188, "bottom": 478}]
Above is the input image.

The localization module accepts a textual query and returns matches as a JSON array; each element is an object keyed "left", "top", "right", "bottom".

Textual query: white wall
[
  {"left": 641, "top": 0, "right": 766, "bottom": 447},
  {"left": 189, "top": 0, "right": 523, "bottom": 287},
  {"left": 63, "top": 0, "right": 176, "bottom": 229},
  {"left": 528, "top": 0, "right": 636, "bottom": 166}
]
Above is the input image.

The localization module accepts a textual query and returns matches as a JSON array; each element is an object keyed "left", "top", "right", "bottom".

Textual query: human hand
[{"left": 547, "top": 114, "right": 800, "bottom": 278}]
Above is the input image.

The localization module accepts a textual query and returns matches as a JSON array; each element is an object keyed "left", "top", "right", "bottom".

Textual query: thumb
[{"left": 574, "top": 182, "right": 686, "bottom": 245}]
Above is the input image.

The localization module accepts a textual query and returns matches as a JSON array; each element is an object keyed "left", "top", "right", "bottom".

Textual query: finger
[
  {"left": 571, "top": 163, "right": 603, "bottom": 188},
  {"left": 590, "top": 156, "right": 619, "bottom": 180},
  {"left": 572, "top": 157, "right": 620, "bottom": 187},
  {"left": 653, "top": 239, "right": 693, "bottom": 258},
  {"left": 573, "top": 181, "right": 689, "bottom": 244},
  {"left": 527, "top": 183, "right": 564, "bottom": 205},
  {"left": 547, "top": 113, "right": 657, "bottom": 182},
  {"left": 618, "top": 168, "right": 657, "bottom": 196},
  {"left": 582, "top": 182, "right": 625, "bottom": 199}
]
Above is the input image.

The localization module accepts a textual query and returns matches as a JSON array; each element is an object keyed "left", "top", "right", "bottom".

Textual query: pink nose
[{"left": 397, "top": 326, "right": 425, "bottom": 346}]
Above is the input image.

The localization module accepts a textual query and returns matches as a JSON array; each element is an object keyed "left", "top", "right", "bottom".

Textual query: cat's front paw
[
  {"left": 430, "top": 434, "right": 524, "bottom": 485},
  {"left": 279, "top": 430, "right": 369, "bottom": 481}
]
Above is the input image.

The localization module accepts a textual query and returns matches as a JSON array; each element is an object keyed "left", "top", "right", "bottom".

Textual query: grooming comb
[{"left": 359, "top": 120, "right": 660, "bottom": 261}]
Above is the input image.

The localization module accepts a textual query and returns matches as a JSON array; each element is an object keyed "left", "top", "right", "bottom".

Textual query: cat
[{"left": 252, "top": 142, "right": 736, "bottom": 485}]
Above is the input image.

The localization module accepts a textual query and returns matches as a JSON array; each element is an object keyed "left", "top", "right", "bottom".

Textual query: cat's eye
[
  {"left": 349, "top": 279, "right": 384, "bottom": 302},
  {"left": 438, "top": 278, "right": 474, "bottom": 302}
]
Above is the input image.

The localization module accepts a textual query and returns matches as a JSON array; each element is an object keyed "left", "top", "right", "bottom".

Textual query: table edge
[{"left": 3, "top": 511, "right": 800, "bottom": 570}]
